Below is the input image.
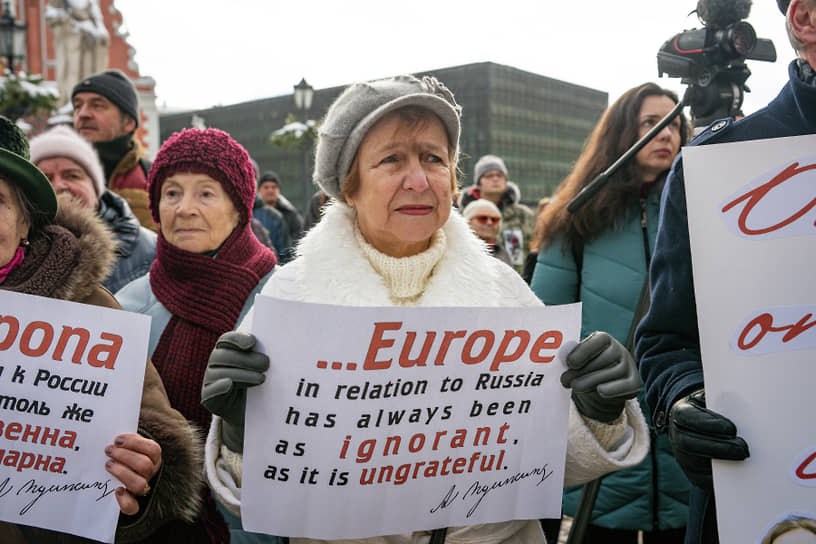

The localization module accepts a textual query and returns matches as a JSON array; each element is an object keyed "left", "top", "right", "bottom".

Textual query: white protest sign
[
  {"left": 0, "top": 291, "right": 150, "bottom": 543},
  {"left": 684, "top": 134, "right": 816, "bottom": 543},
  {"left": 243, "top": 298, "right": 580, "bottom": 539}
]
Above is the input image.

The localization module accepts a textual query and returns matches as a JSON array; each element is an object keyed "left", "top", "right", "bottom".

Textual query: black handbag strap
[
  {"left": 429, "top": 527, "right": 448, "bottom": 544},
  {"left": 626, "top": 278, "right": 651, "bottom": 352}
]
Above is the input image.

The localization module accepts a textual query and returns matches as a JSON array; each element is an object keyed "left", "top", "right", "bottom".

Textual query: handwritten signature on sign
[
  {"left": 429, "top": 464, "right": 553, "bottom": 518},
  {"left": 731, "top": 306, "right": 816, "bottom": 356},
  {"left": 721, "top": 160, "right": 816, "bottom": 240},
  {"left": 0, "top": 475, "right": 115, "bottom": 516}
]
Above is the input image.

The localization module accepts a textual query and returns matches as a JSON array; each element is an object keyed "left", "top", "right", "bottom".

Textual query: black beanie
[
  {"left": 71, "top": 69, "right": 140, "bottom": 127},
  {"left": 259, "top": 170, "right": 280, "bottom": 187},
  {"left": 778, "top": 0, "right": 790, "bottom": 13}
]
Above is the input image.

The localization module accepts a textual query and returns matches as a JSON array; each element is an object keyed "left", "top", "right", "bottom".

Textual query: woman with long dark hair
[{"left": 531, "top": 82, "right": 691, "bottom": 543}]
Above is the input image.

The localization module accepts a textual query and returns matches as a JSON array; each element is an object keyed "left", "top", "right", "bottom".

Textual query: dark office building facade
[{"left": 160, "top": 62, "right": 607, "bottom": 212}]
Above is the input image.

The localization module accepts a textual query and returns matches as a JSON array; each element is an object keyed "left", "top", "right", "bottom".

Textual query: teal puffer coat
[{"left": 530, "top": 187, "right": 690, "bottom": 531}]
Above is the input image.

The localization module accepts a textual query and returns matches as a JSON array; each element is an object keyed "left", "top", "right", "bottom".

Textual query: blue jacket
[
  {"left": 635, "top": 60, "right": 816, "bottom": 543},
  {"left": 531, "top": 184, "right": 689, "bottom": 531},
  {"left": 98, "top": 190, "right": 157, "bottom": 293}
]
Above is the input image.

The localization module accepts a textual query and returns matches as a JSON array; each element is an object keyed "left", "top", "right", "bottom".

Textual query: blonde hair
[{"left": 762, "top": 515, "right": 816, "bottom": 544}]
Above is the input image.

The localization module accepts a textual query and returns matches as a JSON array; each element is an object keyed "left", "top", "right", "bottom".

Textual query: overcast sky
[{"left": 114, "top": 0, "right": 794, "bottom": 118}]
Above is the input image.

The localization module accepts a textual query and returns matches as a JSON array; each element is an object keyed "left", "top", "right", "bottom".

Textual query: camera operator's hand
[
  {"left": 561, "top": 331, "right": 641, "bottom": 423},
  {"left": 668, "top": 389, "right": 749, "bottom": 489},
  {"left": 201, "top": 332, "right": 269, "bottom": 453}
]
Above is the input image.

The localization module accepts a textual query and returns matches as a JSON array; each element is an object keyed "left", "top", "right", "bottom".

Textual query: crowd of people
[{"left": 0, "top": 1, "right": 813, "bottom": 543}]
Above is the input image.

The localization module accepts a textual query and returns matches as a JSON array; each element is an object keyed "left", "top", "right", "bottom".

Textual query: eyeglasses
[{"left": 474, "top": 215, "right": 500, "bottom": 225}]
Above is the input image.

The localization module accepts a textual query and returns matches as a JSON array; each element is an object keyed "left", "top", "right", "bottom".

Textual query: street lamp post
[
  {"left": 0, "top": 1, "right": 26, "bottom": 72},
  {"left": 293, "top": 78, "right": 314, "bottom": 214}
]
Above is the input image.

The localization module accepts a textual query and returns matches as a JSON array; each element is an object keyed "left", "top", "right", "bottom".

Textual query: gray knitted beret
[
  {"left": 473, "top": 154, "right": 508, "bottom": 185},
  {"left": 313, "top": 74, "right": 462, "bottom": 199}
]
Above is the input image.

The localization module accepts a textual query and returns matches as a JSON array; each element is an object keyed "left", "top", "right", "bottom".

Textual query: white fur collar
[{"left": 270, "top": 201, "right": 539, "bottom": 308}]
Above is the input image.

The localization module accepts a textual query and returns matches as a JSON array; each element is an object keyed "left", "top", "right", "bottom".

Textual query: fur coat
[
  {"left": 0, "top": 196, "right": 202, "bottom": 543},
  {"left": 205, "top": 202, "right": 649, "bottom": 544}
]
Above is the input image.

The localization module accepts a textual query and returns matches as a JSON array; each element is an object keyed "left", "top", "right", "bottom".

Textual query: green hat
[{"left": 0, "top": 116, "right": 57, "bottom": 222}]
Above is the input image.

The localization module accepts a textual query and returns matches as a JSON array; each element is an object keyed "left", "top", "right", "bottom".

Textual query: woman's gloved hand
[
  {"left": 201, "top": 331, "right": 269, "bottom": 453},
  {"left": 668, "top": 389, "right": 749, "bottom": 489},
  {"left": 560, "top": 331, "right": 641, "bottom": 422}
]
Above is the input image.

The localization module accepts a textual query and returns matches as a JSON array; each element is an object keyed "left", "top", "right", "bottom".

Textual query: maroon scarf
[{"left": 149, "top": 222, "right": 276, "bottom": 429}]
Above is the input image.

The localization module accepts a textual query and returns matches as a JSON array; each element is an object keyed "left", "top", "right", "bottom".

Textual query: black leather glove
[
  {"left": 201, "top": 332, "right": 269, "bottom": 453},
  {"left": 561, "top": 331, "right": 641, "bottom": 423},
  {"left": 668, "top": 389, "right": 749, "bottom": 489}
]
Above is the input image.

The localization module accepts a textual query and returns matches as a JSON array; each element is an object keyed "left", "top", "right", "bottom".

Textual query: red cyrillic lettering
[
  {"left": 52, "top": 326, "right": 90, "bottom": 364},
  {"left": 49, "top": 457, "right": 65, "bottom": 473},
  {"left": 21, "top": 425, "right": 40, "bottom": 443},
  {"left": 0, "top": 315, "right": 20, "bottom": 350},
  {"left": 58, "top": 431, "right": 77, "bottom": 448},
  {"left": 88, "top": 333, "right": 122, "bottom": 369},
  {"left": 3, "top": 450, "right": 20, "bottom": 466},
  {"left": 33, "top": 454, "right": 50, "bottom": 471},
  {"left": 41, "top": 427, "right": 60, "bottom": 446},
  {"left": 5, "top": 422, "right": 22, "bottom": 440},
  {"left": 17, "top": 453, "right": 34, "bottom": 472},
  {"left": 19, "top": 321, "right": 54, "bottom": 357}
]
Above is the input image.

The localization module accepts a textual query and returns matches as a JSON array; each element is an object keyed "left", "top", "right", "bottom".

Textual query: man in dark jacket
[
  {"left": 72, "top": 69, "right": 155, "bottom": 231},
  {"left": 634, "top": 1, "right": 816, "bottom": 542},
  {"left": 30, "top": 125, "right": 156, "bottom": 294},
  {"left": 253, "top": 195, "right": 292, "bottom": 263},
  {"left": 258, "top": 170, "right": 304, "bottom": 241}
]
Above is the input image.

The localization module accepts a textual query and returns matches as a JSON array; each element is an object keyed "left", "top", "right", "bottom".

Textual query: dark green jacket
[{"left": 530, "top": 186, "right": 690, "bottom": 531}]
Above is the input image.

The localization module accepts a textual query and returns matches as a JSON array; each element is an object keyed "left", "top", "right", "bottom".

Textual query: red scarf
[{"left": 149, "top": 222, "right": 276, "bottom": 429}]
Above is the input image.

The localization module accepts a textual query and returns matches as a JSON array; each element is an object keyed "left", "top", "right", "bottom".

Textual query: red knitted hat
[{"left": 148, "top": 128, "right": 255, "bottom": 224}]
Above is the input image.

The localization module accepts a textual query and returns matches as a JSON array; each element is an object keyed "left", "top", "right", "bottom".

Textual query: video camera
[
  {"left": 566, "top": 0, "right": 779, "bottom": 213},
  {"left": 657, "top": 0, "right": 777, "bottom": 127}
]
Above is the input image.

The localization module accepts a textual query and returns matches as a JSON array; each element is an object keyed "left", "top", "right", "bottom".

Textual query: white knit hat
[
  {"left": 29, "top": 126, "right": 106, "bottom": 197},
  {"left": 313, "top": 74, "right": 461, "bottom": 199},
  {"left": 462, "top": 199, "right": 502, "bottom": 221},
  {"left": 473, "top": 154, "right": 508, "bottom": 185}
]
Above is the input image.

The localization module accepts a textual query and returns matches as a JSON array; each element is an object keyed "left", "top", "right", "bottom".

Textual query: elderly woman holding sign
[
  {"left": 0, "top": 117, "right": 202, "bottom": 542},
  {"left": 201, "top": 76, "right": 649, "bottom": 543},
  {"left": 116, "top": 127, "right": 278, "bottom": 543}
]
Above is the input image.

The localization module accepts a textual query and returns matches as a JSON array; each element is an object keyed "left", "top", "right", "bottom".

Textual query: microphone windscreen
[{"left": 696, "top": 0, "right": 752, "bottom": 27}]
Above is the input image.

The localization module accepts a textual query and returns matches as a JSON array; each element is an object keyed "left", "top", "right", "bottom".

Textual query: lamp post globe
[{"left": 293, "top": 77, "right": 314, "bottom": 214}]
